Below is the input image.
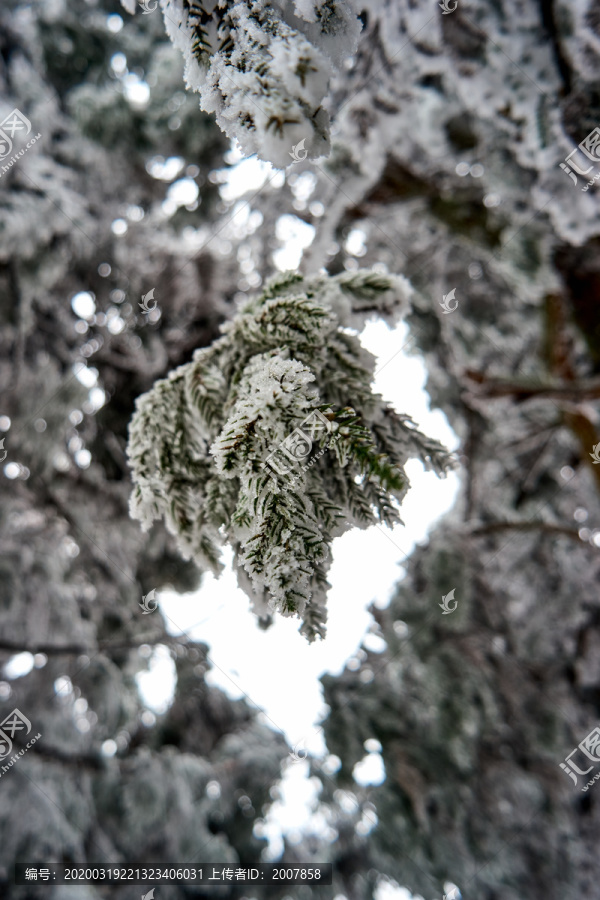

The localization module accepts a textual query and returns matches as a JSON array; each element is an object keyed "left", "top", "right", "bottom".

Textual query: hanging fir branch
[
  {"left": 119, "top": 0, "right": 361, "bottom": 167},
  {"left": 126, "top": 269, "right": 456, "bottom": 641}
]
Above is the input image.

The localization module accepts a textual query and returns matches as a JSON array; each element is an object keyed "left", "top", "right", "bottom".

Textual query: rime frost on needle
[
  {"left": 127, "top": 270, "right": 455, "bottom": 641},
  {"left": 120, "top": 0, "right": 360, "bottom": 167}
]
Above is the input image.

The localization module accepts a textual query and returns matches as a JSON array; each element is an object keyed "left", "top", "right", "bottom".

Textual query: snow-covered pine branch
[
  {"left": 120, "top": 0, "right": 361, "bottom": 167},
  {"left": 126, "top": 269, "right": 456, "bottom": 641}
]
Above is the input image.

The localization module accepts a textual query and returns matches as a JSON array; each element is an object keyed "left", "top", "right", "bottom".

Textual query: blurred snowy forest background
[{"left": 1, "top": 0, "right": 600, "bottom": 898}]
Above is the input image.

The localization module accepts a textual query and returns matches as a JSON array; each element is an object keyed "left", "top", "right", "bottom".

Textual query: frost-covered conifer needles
[
  {"left": 127, "top": 270, "right": 455, "bottom": 640},
  {"left": 123, "top": 0, "right": 360, "bottom": 167}
]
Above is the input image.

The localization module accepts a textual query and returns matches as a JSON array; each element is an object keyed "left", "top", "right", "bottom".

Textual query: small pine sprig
[{"left": 127, "top": 269, "right": 456, "bottom": 641}]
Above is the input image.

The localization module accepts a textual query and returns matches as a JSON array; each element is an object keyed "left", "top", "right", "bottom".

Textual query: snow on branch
[
  {"left": 121, "top": 0, "right": 361, "bottom": 167},
  {"left": 126, "top": 269, "right": 455, "bottom": 641}
]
